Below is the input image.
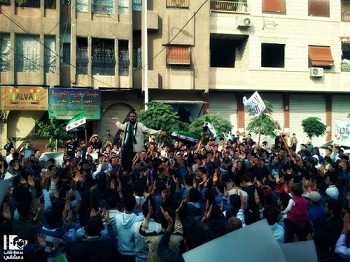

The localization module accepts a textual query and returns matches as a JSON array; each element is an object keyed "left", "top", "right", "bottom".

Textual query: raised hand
[
  {"left": 1, "top": 202, "right": 11, "bottom": 221},
  {"left": 202, "top": 201, "right": 213, "bottom": 224},
  {"left": 37, "top": 233, "right": 46, "bottom": 248}
]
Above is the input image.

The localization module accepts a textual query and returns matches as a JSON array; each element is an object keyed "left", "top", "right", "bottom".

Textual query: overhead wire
[
  {"left": 0, "top": 7, "right": 116, "bottom": 88},
  {"left": 1, "top": 0, "right": 210, "bottom": 90}
]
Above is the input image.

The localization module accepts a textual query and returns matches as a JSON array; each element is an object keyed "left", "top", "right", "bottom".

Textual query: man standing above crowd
[{"left": 113, "top": 111, "right": 166, "bottom": 172}]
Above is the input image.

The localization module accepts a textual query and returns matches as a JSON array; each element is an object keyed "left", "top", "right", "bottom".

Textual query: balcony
[
  {"left": 166, "top": 0, "right": 189, "bottom": 9},
  {"left": 210, "top": 0, "right": 249, "bottom": 13},
  {"left": 15, "top": 0, "right": 40, "bottom": 8},
  {"left": 342, "top": 13, "right": 350, "bottom": 22},
  {"left": 0, "top": 0, "right": 10, "bottom": 5},
  {"left": 341, "top": 62, "right": 350, "bottom": 72}
]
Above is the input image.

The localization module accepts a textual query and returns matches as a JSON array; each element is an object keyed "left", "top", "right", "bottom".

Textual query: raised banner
[
  {"left": 48, "top": 88, "right": 101, "bottom": 120},
  {"left": 243, "top": 91, "right": 266, "bottom": 116},
  {"left": 333, "top": 118, "right": 350, "bottom": 142},
  {"left": 1, "top": 86, "right": 48, "bottom": 110}
]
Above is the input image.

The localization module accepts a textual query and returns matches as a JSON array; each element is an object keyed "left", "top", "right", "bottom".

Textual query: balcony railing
[
  {"left": 342, "top": 13, "right": 350, "bottom": 22},
  {"left": 15, "top": 0, "right": 40, "bottom": 7},
  {"left": 341, "top": 62, "right": 350, "bottom": 72},
  {"left": 166, "top": 0, "right": 189, "bottom": 9},
  {"left": 210, "top": 0, "right": 249, "bottom": 13},
  {"left": 0, "top": 0, "right": 11, "bottom": 6}
]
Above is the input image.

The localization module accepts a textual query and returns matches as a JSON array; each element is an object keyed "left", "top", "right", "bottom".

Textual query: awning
[{"left": 308, "top": 46, "right": 334, "bottom": 67}]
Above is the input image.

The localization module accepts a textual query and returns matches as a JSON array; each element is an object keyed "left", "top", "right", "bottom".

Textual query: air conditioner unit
[
  {"left": 237, "top": 17, "right": 252, "bottom": 28},
  {"left": 310, "top": 67, "right": 324, "bottom": 77}
]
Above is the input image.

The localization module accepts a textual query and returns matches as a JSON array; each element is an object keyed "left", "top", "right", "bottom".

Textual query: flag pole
[
  {"left": 85, "top": 128, "right": 88, "bottom": 146},
  {"left": 264, "top": 107, "right": 294, "bottom": 158}
]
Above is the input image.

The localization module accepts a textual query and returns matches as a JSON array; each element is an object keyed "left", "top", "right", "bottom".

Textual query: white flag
[{"left": 242, "top": 91, "right": 266, "bottom": 116}]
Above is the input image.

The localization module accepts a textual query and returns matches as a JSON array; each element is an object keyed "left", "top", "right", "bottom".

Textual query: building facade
[{"left": 0, "top": 0, "right": 350, "bottom": 150}]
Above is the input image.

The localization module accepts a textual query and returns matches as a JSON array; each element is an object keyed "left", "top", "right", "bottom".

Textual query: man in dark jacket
[{"left": 67, "top": 216, "right": 119, "bottom": 262}]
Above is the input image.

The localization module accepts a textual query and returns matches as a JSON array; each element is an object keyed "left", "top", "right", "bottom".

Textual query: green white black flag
[{"left": 66, "top": 112, "right": 86, "bottom": 131}]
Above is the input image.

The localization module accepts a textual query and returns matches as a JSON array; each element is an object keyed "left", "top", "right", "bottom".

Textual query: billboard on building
[
  {"left": 1, "top": 86, "right": 48, "bottom": 110},
  {"left": 48, "top": 88, "right": 101, "bottom": 120}
]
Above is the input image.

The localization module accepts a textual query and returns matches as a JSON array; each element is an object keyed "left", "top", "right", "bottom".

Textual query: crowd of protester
[{"left": 2, "top": 130, "right": 350, "bottom": 262}]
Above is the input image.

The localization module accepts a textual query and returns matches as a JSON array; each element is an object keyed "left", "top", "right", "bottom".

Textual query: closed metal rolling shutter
[
  {"left": 243, "top": 93, "right": 283, "bottom": 144},
  {"left": 209, "top": 92, "right": 237, "bottom": 133},
  {"left": 332, "top": 94, "right": 350, "bottom": 121},
  {"left": 290, "top": 94, "right": 326, "bottom": 149}
]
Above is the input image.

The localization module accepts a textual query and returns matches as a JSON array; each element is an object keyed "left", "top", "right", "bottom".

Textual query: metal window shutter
[
  {"left": 290, "top": 94, "right": 326, "bottom": 148},
  {"left": 209, "top": 92, "right": 237, "bottom": 132}
]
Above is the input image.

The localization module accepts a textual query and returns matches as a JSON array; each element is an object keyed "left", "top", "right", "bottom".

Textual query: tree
[
  {"left": 301, "top": 117, "right": 327, "bottom": 141},
  {"left": 32, "top": 119, "right": 74, "bottom": 150},
  {"left": 246, "top": 100, "right": 281, "bottom": 144},
  {"left": 138, "top": 102, "right": 181, "bottom": 144},
  {"left": 188, "top": 113, "right": 232, "bottom": 141}
]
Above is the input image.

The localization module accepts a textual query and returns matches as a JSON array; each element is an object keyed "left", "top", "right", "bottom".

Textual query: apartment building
[
  {"left": 208, "top": 0, "right": 350, "bottom": 146},
  {"left": 0, "top": 0, "right": 350, "bottom": 148}
]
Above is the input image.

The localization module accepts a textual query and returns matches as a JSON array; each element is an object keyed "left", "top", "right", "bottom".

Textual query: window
[
  {"left": 118, "top": 0, "right": 128, "bottom": 14},
  {"left": 308, "top": 45, "right": 334, "bottom": 67},
  {"left": 61, "top": 43, "right": 71, "bottom": 65},
  {"left": 0, "top": 34, "right": 10, "bottom": 72},
  {"left": 261, "top": 43, "right": 285, "bottom": 68},
  {"left": 93, "top": 0, "right": 114, "bottom": 14},
  {"left": 342, "top": 42, "right": 350, "bottom": 71},
  {"left": 342, "top": 42, "right": 350, "bottom": 60},
  {"left": 166, "top": 45, "right": 191, "bottom": 67},
  {"left": 133, "top": 32, "right": 141, "bottom": 69},
  {"left": 76, "top": 37, "right": 88, "bottom": 74},
  {"left": 44, "top": 36, "right": 56, "bottom": 73},
  {"left": 77, "top": 0, "right": 88, "bottom": 12},
  {"left": 308, "top": 0, "right": 329, "bottom": 17},
  {"left": 45, "top": 0, "right": 56, "bottom": 9},
  {"left": 166, "top": 0, "right": 189, "bottom": 9},
  {"left": 132, "top": 0, "right": 141, "bottom": 11},
  {"left": 133, "top": 48, "right": 142, "bottom": 69},
  {"left": 262, "top": 0, "right": 285, "bottom": 14},
  {"left": 92, "top": 38, "right": 115, "bottom": 75},
  {"left": 118, "top": 40, "right": 129, "bottom": 76},
  {"left": 210, "top": 38, "right": 236, "bottom": 68},
  {"left": 15, "top": 34, "right": 40, "bottom": 72}
]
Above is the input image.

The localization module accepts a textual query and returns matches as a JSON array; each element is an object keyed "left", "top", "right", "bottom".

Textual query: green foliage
[
  {"left": 32, "top": 119, "right": 73, "bottom": 149},
  {"left": 301, "top": 117, "right": 327, "bottom": 140},
  {"left": 0, "top": 0, "right": 11, "bottom": 5},
  {"left": 246, "top": 100, "right": 280, "bottom": 139},
  {"left": 188, "top": 113, "right": 232, "bottom": 140},
  {"left": 138, "top": 102, "right": 181, "bottom": 144},
  {"left": 15, "top": 0, "right": 26, "bottom": 6}
]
